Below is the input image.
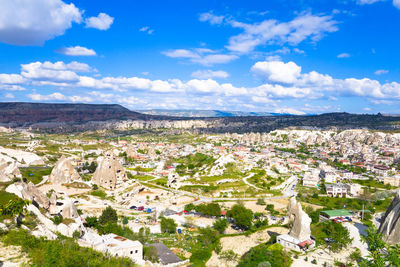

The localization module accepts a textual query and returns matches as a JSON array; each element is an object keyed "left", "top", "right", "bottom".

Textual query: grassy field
[{"left": 20, "top": 167, "right": 52, "bottom": 184}]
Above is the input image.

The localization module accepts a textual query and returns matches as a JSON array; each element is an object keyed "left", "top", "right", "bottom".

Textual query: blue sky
[{"left": 0, "top": 0, "right": 400, "bottom": 114}]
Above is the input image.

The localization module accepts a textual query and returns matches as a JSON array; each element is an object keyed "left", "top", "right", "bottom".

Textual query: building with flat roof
[{"left": 320, "top": 209, "right": 353, "bottom": 221}]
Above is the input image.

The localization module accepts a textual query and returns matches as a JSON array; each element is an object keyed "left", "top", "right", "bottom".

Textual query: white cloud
[
  {"left": 58, "top": 46, "right": 97, "bottom": 56},
  {"left": 375, "top": 69, "right": 389, "bottom": 75},
  {"left": 28, "top": 92, "right": 92, "bottom": 102},
  {"left": 4, "top": 93, "right": 14, "bottom": 99},
  {"left": 251, "top": 61, "right": 301, "bottom": 83},
  {"left": 224, "top": 13, "right": 338, "bottom": 53},
  {"left": 163, "top": 48, "right": 238, "bottom": 66},
  {"left": 363, "top": 107, "right": 372, "bottom": 111},
  {"left": 21, "top": 61, "right": 92, "bottom": 83},
  {"left": 356, "top": 0, "right": 382, "bottom": 4},
  {"left": 139, "top": 26, "right": 154, "bottom": 34},
  {"left": 0, "top": 74, "right": 26, "bottom": 84},
  {"left": 0, "top": 0, "right": 82, "bottom": 45},
  {"left": 199, "top": 12, "right": 225, "bottom": 25},
  {"left": 274, "top": 107, "right": 306, "bottom": 115},
  {"left": 85, "top": 13, "right": 114, "bottom": 30},
  {"left": 337, "top": 53, "right": 351, "bottom": 58},
  {"left": 191, "top": 70, "right": 229, "bottom": 79},
  {"left": 395, "top": 0, "right": 400, "bottom": 9}
]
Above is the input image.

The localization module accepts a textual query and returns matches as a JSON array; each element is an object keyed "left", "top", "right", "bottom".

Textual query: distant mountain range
[
  {"left": 135, "top": 109, "right": 292, "bottom": 117},
  {"left": 1, "top": 102, "right": 400, "bottom": 133}
]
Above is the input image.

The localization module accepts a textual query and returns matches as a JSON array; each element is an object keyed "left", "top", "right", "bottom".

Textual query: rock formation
[
  {"left": 49, "top": 156, "right": 81, "bottom": 184},
  {"left": 288, "top": 197, "right": 312, "bottom": 241},
  {"left": 0, "top": 158, "right": 21, "bottom": 182},
  {"left": 7, "top": 182, "right": 50, "bottom": 210},
  {"left": 61, "top": 199, "right": 79, "bottom": 219},
  {"left": 378, "top": 190, "right": 400, "bottom": 245},
  {"left": 92, "top": 152, "right": 128, "bottom": 190}
]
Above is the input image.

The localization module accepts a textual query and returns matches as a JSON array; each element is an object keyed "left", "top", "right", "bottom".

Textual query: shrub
[
  {"left": 99, "top": 206, "right": 118, "bottom": 225},
  {"left": 213, "top": 218, "right": 228, "bottom": 234},
  {"left": 50, "top": 215, "right": 63, "bottom": 225},
  {"left": 160, "top": 217, "right": 177, "bottom": 233}
]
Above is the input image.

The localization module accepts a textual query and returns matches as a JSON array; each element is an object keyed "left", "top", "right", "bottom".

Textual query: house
[
  {"left": 384, "top": 175, "right": 400, "bottom": 187},
  {"left": 325, "top": 183, "right": 348, "bottom": 197},
  {"left": 302, "top": 170, "right": 320, "bottom": 188},
  {"left": 92, "top": 233, "right": 143, "bottom": 264},
  {"left": 346, "top": 183, "right": 363, "bottom": 196},
  {"left": 276, "top": 234, "right": 315, "bottom": 252}
]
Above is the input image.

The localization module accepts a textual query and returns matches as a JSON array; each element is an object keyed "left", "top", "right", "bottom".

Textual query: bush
[
  {"left": 72, "top": 230, "right": 81, "bottom": 239},
  {"left": 257, "top": 198, "right": 266, "bottom": 205},
  {"left": 50, "top": 215, "right": 63, "bottom": 225},
  {"left": 143, "top": 245, "right": 158, "bottom": 262},
  {"left": 227, "top": 204, "right": 253, "bottom": 230},
  {"left": 1, "top": 229, "right": 132, "bottom": 266},
  {"left": 160, "top": 217, "right": 177, "bottom": 233},
  {"left": 99, "top": 206, "right": 118, "bottom": 225},
  {"left": 84, "top": 216, "right": 98, "bottom": 228},
  {"left": 213, "top": 218, "right": 228, "bottom": 234},
  {"left": 237, "top": 243, "right": 292, "bottom": 267},
  {"left": 122, "top": 217, "right": 129, "bottom": 225}
]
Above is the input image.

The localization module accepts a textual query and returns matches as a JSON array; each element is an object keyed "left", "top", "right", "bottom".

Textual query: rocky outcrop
[
  {"left": 0, "top": 158, "right": 21, "bottom": 182},
  {"left": 378, "top": 190, "right": 400, "bottom": 245},
  {"left": 6, "top": 182, "right": 50, "bottom": 210},
  {"left": 61, "top": 199, "right": 79, "bottom": 219},
  {"left": 92, "top": 152, "right": 128, "bottom": 190},
  {"left": 288, "top": 197, "right": 312, "bottom": 241},
  {"left": 49, "top": 156, "right": 81, "bottom": 184}
]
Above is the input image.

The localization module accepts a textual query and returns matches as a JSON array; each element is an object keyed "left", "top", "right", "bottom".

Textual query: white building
[{"left": 85, "top": 233, "right": 143, "bottom": 264}]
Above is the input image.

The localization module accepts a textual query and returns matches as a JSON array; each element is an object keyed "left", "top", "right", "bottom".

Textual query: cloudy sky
[{"left": 1, "top": 0, "right": 400, "bottom": 114}]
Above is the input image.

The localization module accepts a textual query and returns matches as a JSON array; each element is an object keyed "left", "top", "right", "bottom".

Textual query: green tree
[
  {"left": 84, "top": 216, "right": 98, "bottom": 228},
  {"left": 160, "top": 217, "right": 177, "bottom": 233},
  {"left": 99, "top": 206, "right": 118, "bottom": 225},
  {"left": 213, "top": 218, "right": 228, "bottom": 234},
  {"left": 227, "top": 204, "right": 253, "bottom": 230},
  {"left": 359, "top": 226, "right": 400, "bottom": 266},
  {"left": 122, "top": 217, "right": 129, "bottom": 225}
]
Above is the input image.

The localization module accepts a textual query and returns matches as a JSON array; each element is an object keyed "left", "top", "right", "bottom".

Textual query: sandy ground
[
  {"left": 0, "top": 242, "right": 30, "bottom": 266},
  {"left": 206, "top": 226, "right": 288, "bottom": 267}
]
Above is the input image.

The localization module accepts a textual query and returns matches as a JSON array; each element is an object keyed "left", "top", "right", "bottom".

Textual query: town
[{"left": 0, "top": 126, "right": 399, "bottom": 266}]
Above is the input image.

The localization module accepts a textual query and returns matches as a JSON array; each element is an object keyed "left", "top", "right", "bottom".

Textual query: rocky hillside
[
  {"left": 0, "top": 102, "right": 153, "bottom": 125},
  {"left": 1, "top": 102, "right": 400, "bottom": 133}
]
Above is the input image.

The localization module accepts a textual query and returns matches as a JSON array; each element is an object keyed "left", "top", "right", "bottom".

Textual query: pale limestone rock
[
  {"left": 378, "top": 190, "right": 400, "bottom": 245},
  {"left": 0, "top": 158, "right": 21, "bottom": 182},
  {"left": 15, "top": 182, "right": 50, "bottom": 210},
  {"left": 61, "top": 199, "right": 79, "bottom": 219},
  {"left": 49, "top": 155, "right": 81, "bottom": 184},
  {"left": 288, "top": 197, "right": 312, "bottom": 241},
  {"left": 92, "top": 152, "right": 128, "bottom": 190}
]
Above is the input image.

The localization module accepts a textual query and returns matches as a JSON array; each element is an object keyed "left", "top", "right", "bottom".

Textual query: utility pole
[{"left": 362, "top": 203, "right": 364, "bottom": 221}]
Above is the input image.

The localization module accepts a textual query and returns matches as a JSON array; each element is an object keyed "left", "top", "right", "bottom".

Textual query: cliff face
[{"left": 378, "top": 190, "right": 400, "bottom": 245}]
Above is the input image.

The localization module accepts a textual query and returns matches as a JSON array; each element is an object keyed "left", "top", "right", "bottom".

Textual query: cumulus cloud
[
  {"left": 162, "top": 48, "right": 238, "bottom": 66},
  {"left": 57, "top": 46, "right": 97, "bottom": 56},
  {"left": 224, "top": 12, "right": 338, "bottom": 53},
  {"left": 251, "top": 61, "right": 301, "bottom": 83},
  {"left": 4, "top": 93, "right": 14, "bottom": 99},
  {"left": 85, "top": 13, "right": 114, "bottom": 30},
  {"left": 191, "top": 70, "right": 229, "bottom": 79},
  {"left": 337, "top": 53, "right": 351, "bottom": 58},
  {"left": 0, "top": 0, "right": 82, "bottom": 45}
]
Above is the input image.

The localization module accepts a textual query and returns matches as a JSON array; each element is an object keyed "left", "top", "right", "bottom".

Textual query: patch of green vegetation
[
  {"left": 175, "top": 153, "right": 215, "bottom": 176},
  {"left": 311, "top": 220, "right": 352, "bottom": 252},
  {"left": 1, "top": 229, "right": 133, "bottom": 266},
  {"left": 237, "top": 242, "right": 292, "bottom": 267},
  {"left": 152, "top": 178, "right": 168, "bottom": 186},
  {"left": 20, "top": 167, "right": 52, "bottom": 184},
  {"left": 131, "top": 175, "right": 154, "bottom": 181},
  {"left": 353, "top": 178, "right": 395, "bottom": 190},
  {"left": 89, "top": 189, "right": 107, "bottom": 199}
]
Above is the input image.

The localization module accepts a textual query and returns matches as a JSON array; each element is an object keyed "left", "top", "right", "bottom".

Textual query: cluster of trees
[
  {"left": 312, "top": 220, "right": 352, "bottom": 252},
  {"left": 77, "top": 161, "right": 97, "bottom": 173},
  {"left": 184, "top": 202, "right": 221, "bottom": 217},
  {"left": 226, "top": 204, "right": 254, "bottom": 230},
  {"left": 160, "top": 217, "right": 177, "bottom": 233}
]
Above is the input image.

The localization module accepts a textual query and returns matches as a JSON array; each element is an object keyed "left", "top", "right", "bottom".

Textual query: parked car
[
  {"left": 129, "top": 205, "right": 137, "bottom": 210},
  {"left": 138, "top": 206, "right": 144, "bottom": 211}
]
